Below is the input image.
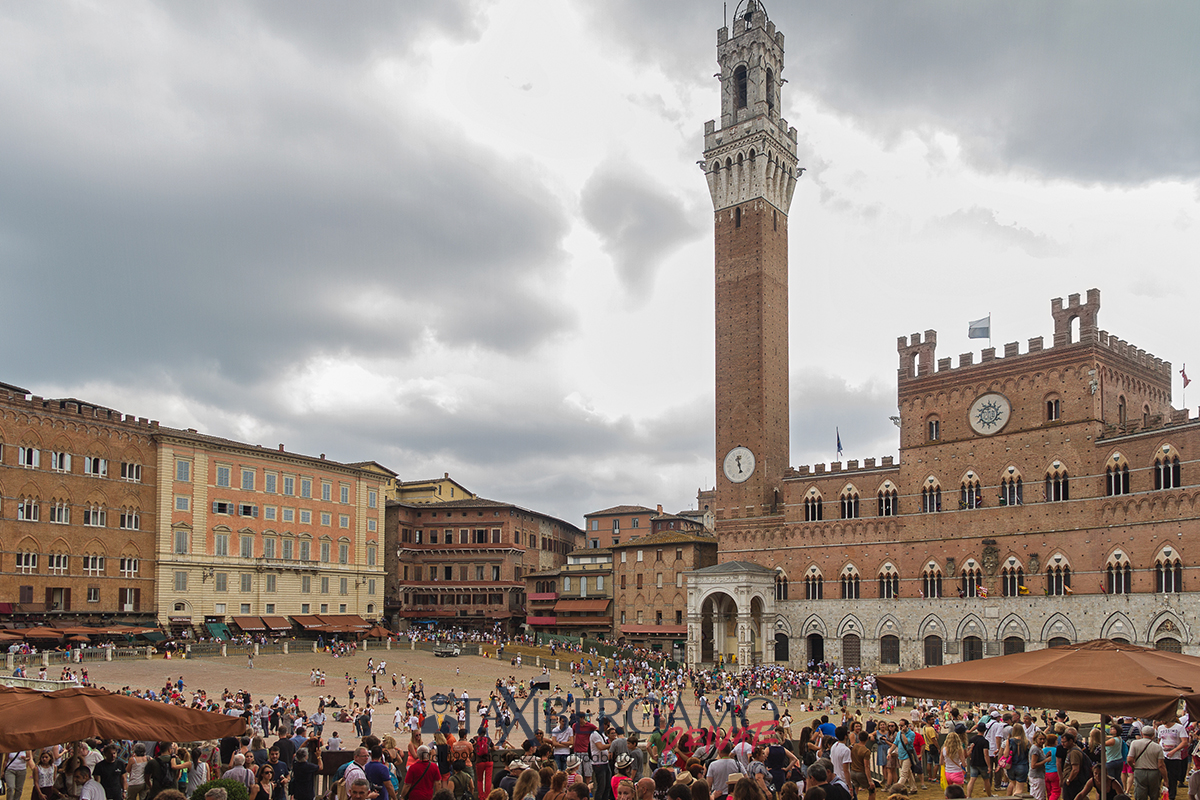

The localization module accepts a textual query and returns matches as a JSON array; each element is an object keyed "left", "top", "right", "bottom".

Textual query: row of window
[
  {"left": 618, "top": 609, "right": 684, "bottom": 626},
  {"left": 402, "top": 564, "right": 506, "bottom": 582},
  {"left": 922, "top": 391, "right": 1160, "bottom": 443},
  {"left": 802, "top": 457, "right": 1184, "bottom": 522},
  {"left": 402, "top": 528, "right": 502, "bottom": 545},
  {"left": 172, "top": 529, "right": 377, "bottom": 565},
  {"left": 198, "top": 499, "right": 369, "bottom": 529},
  {"left": 776, "top": 556, "right": 1185, "bottom": 600},
  {"left": 181, "top": 571, "right": 377, "bottom": 596},
  {"left": 175, "top": 460, "right": 377, "bottom": 509},
  {"left": 1, "top": 447, "right": 142, "bottom": 481},
  {"left": 12, "top": 554, "right": 139, "bottom": 577},
  {"left": 8, "top": 498, "right": 141, "bottom": 529},
  {"left": 588, "top": 517, "right": 643, "bottom": 531}
]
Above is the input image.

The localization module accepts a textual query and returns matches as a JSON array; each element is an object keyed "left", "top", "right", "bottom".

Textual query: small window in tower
[
  {"left": 735, "top": 206, "right": 741, "bottom": 228},
  {"left": 734, "top": 65, "right": 748, "bottom": 109},
  {"left": 766, "top": 67, "right": 775, "bottom": 113},
  {"left": 773, "top": 210, "right": 777, "bottom": 231}
]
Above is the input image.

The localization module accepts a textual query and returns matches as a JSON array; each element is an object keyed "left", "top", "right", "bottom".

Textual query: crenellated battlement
[
  {"left": 897, "top": 289, "right": 1172, "bottom": 387},
  {"left": 0, "top": 385, "right": 159, "bottom": 431},
  {"left": 787, "top": 455, "right": 897, "bottom": 479}
]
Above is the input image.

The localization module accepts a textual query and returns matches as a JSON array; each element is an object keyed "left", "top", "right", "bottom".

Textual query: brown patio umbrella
[
  {"left": 21, "top": 627, "right": 65, "bottom": 639},
  {"left": 0, "top": 686, "right": 248, "bottom": 750},
  {"left": 363, "top": 625, "right": 392, "bottom": 639},
  {"left": 875, "top": 638, "right": 1200, "bottom": 721}
]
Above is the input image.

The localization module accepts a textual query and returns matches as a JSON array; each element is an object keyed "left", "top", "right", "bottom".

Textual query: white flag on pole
[{"left": 968, "top": 315, "right": 991, "bottom": 339}]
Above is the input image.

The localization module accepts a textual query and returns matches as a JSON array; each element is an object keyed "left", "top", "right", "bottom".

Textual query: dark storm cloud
[
  {"left": 0, "top": 0, "right": 568, "bottom": 394},
  {"left": 580, "top": 159, "right": 702, "bottom": 295},
  {"left": 585, "top": 1, "right": 1200, "bottom": 185}
]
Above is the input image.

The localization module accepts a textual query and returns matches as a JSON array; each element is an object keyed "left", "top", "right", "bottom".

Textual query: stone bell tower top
[{"left": 701, "top": 0, "right": 800, "bottom": 213}]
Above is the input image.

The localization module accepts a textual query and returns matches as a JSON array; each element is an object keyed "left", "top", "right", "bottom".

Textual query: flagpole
[{"left": 988, "top": 312, "right": 992, "bottom": 349}]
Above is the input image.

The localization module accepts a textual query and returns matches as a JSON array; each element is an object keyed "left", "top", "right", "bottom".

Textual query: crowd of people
[{"left": 9, "top": 629, "right": 1200, "bottom": 800}]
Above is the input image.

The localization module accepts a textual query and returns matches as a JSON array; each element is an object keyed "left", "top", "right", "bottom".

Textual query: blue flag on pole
[
  {"left": 968, "top": 315, "right": 991, "bottom": 339},
  {"left": 836, "top": 428, "right": 843, "bottom": 459}
]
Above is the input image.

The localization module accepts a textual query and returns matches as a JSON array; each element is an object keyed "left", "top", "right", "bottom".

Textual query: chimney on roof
[
  {"left": 320, "top": 454, "right": 325, "bottom": 460},
  {"left": 444, "top": 472, "right": 449, "bottom": 479},
  {"left": 279, "top": 444, "right": 285, "bottom": 451},
  {"left": 187, "top": 428, "right": 197, "bottom": 433},
  {"left": 657, "top": 504, "right": 663, "bottom": 514}
]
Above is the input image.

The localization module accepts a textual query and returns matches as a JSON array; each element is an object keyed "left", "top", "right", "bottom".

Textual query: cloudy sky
[{"left": 3, "top": 1, "right": 1198, "bottom": 526}]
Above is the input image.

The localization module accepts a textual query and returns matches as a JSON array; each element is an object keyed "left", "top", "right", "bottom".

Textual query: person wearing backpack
[
  {"left": 473, "top": 728, "right": 493, "bottom": 799},
  {"left": 449, "top": 761, "right": 475, "bottom": 800}
]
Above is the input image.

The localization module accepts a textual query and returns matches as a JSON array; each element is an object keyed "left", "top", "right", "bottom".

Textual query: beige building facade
[{"left": 153, "top": 429, "right": 387, "bottom": 633}]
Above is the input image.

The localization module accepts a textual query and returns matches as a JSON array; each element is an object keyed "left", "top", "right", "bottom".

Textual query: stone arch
[
  {"left": 81, "top": 537, "right": 109, "bottom": 556},
  {"left": 875, "top": 613, "right": 904, "bottom": 639},
  {"left": 1041, "top": 612, "right": 1077, "bottom": 643},
  {"left": 1146, "top": 609, "right": 1189, "bottom": 645},
  {"left": 918, "top": 613, "right": 948, "bottom": 640},
  {"left": 837, "top": 614, "right": 864, "bottom": 639},
  {"left": 1100, "top": 611, "right": 1138, "bottom": 643},
  {"left": 800, "top": 613, "right": 827, "bottom": 638},
  {"left": 996, "top": 613, "right": 1030, "bottom": 641},
  {"left": 956, "top": 613, "right": 988, "bottom": 641},
  {"left": 774, "top": 615, "right": 793, "bottom": 637}
]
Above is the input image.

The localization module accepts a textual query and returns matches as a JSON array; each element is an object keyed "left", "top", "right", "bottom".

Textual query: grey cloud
[
  {"left": 790, "top": 368, "right": 898, "bottom": 472},
  {"left": 584, "top": 1, "right": 1200, "bottom": 185},
  {"left": 927, "top": 206, "right": 1064, "bottom": 258},
  {"left": 580, "top": 160, "right": 702, "bottom": 295},
  {"left": 0, "top": 2, "right": 569, "bottom": 395}
]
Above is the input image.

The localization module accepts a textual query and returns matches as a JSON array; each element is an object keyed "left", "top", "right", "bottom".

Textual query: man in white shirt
[
  {"left": 75, "top": 766, "right": 105, "bottom": 800},
  {"left": 551, "top": 715, "right": 573, "bottom": 771},
  {"left": 394, "top": 707, "right": 405, "bottom": 731},
  {"left": 732, "top": 735, "right": 754, "bottom": 773},
  {"left": 830, "top": 727, "right": 853, "bottom": 789}
]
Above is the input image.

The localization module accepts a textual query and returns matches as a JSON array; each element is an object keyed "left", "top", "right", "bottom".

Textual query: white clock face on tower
[
  {"left": 968, "top": 393, "right": 1012, "bottom": 436},
  {"left": 723, "top": 446, "right": 756, "bottom": 483}
]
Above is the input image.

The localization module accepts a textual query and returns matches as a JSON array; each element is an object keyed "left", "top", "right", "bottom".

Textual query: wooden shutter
[
  {"left": 133, "top": 588, "right": 141, "bottom": 612},
  {"left": 63, "top": 588, "right": 71, "bottom": 611},
  {"left": 45, "top": 587, "right": 54, "bottom": 611}
]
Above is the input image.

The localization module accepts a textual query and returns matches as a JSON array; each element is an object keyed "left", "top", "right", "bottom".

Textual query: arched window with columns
[
  {"left": 960, "top": 559, "right": 983, "bottom": 598},
  {"left": 1045, "top": 462, "right": 1070, "bottom": 502},
  {"left": 841, "top": 565, "right": 860, "bottom": 599},
  {"left": 960, "top": 471, "right": 982, "bottom": 509},
  {"left": 1001, "top": 558, "right": 1025, "bottom": 597},
  {"left": 775, "top": 569, "right": 789, "bottom": 601},
  {"left": 1105, "top": 453, "right": 1131, "bottom": 496},
  {"left": 1000, "top": 466, "right": 1023, "bottom": 506},
  {"left": 804, "top": 566, "right": 823, "bottom": 600},
  {"left": 922, "top": 562, "right": 942, "bottom": 599},
  {"left": 803, "top": 489, "right": 823, "bottom": 522},
  {"left": 922, "top": 478, "right": 942, "bottom": 513},
  {"left": 1155, "top": 546, "right": 1183, "bottom": 593},
  {"left": 840, "top": 486, "right": 860, "bottom": 520},
  {"left": 878, "top": 563, "right": 899, "bottom": 599},
  {"left": 1154, "top": 445, "right": 1182, "bottom": 490},
  {"left": 878, "top": 482, "right": 898, "bottom": 517},
  {"left": 1047, "top": 553, "right": 1072, "bottom": 595}
]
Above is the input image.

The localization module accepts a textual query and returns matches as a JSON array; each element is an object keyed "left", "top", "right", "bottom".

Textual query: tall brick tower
[{"left": 703, "top": 1, "right": 799, "bottom": 524}]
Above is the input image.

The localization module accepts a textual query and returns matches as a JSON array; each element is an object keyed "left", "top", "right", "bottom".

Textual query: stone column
[
  {"left": 737, "top": 613, "right": 753, "bottom": 670},
  {"left": 387, "top": 638, "right": 392, "bottom": 651},
  {"left": 105, "top": 649, "right": 112, "bottom": 662},
  {"left": 362, "top": 639, "right": 368, "bottom": 651},
  {"left": 221, "top": 644, "right": 228, "bottom": 657},
  {"left": 254, "top": 643, "right": 260, "bottom": 656},
  {"left": 283, "top": 641, "right": 289, "bottom": 655},
  {"left": 312, "top": 641, "right": 318, "bottom": 653}
]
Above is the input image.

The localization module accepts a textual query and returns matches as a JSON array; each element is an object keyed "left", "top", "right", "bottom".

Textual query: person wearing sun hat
[{"left": 611, "top": 754, "right": 638, "bottom": 799}]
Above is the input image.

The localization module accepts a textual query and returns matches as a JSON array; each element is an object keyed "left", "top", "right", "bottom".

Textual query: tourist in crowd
[{"left": 1127, "top": 726, "right": 1167, "bottom": 800}]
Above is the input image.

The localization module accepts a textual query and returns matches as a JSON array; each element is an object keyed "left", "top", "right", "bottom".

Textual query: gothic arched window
[
  {"left": 840, "top": 566, "right": 860, "bottom": 599},
  {"left": 878, "top": 485, "right": 898, "bottom": 517},
  {"left": 840, "top": 488, "right": 860, "bottom": 520},
  {"left": 1155, "top": 448, "right": 1182, "bottom": 490},
  {"left": 1105, "top": 552, "right": 1132, "bottom": 595},
  {"left": 878, "top": 564, "right": 900, "bottom": 599},
  {"left": 1047, "top": 555, "right": 1072, "bottom": 596},
  {"left": 734, "top": 65, "right": 748, "bottom": 109},
  {"left": 1105, "top": 454, "right": 1130, "bottom": 496},
  {"left": 1156, "top": 547, "right": 1183, "bottom": 593},
  {"left": 804, "top": 567, "right": 823, "bottom": 600},
  {"left": 922, "top": 481, "right": 942, "bottom": 513},
  {"left": 1046, "top": 464, "right": 1070, "bottom": 502},
  {"left": 922, "top": 563, "right": 943, "bottom": 599},
  {"left": 960, "top": 474, "right": 982, "bottom": 509},
  {"left": 803, "top": 492, "right": 823, "bottom": 522}
]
